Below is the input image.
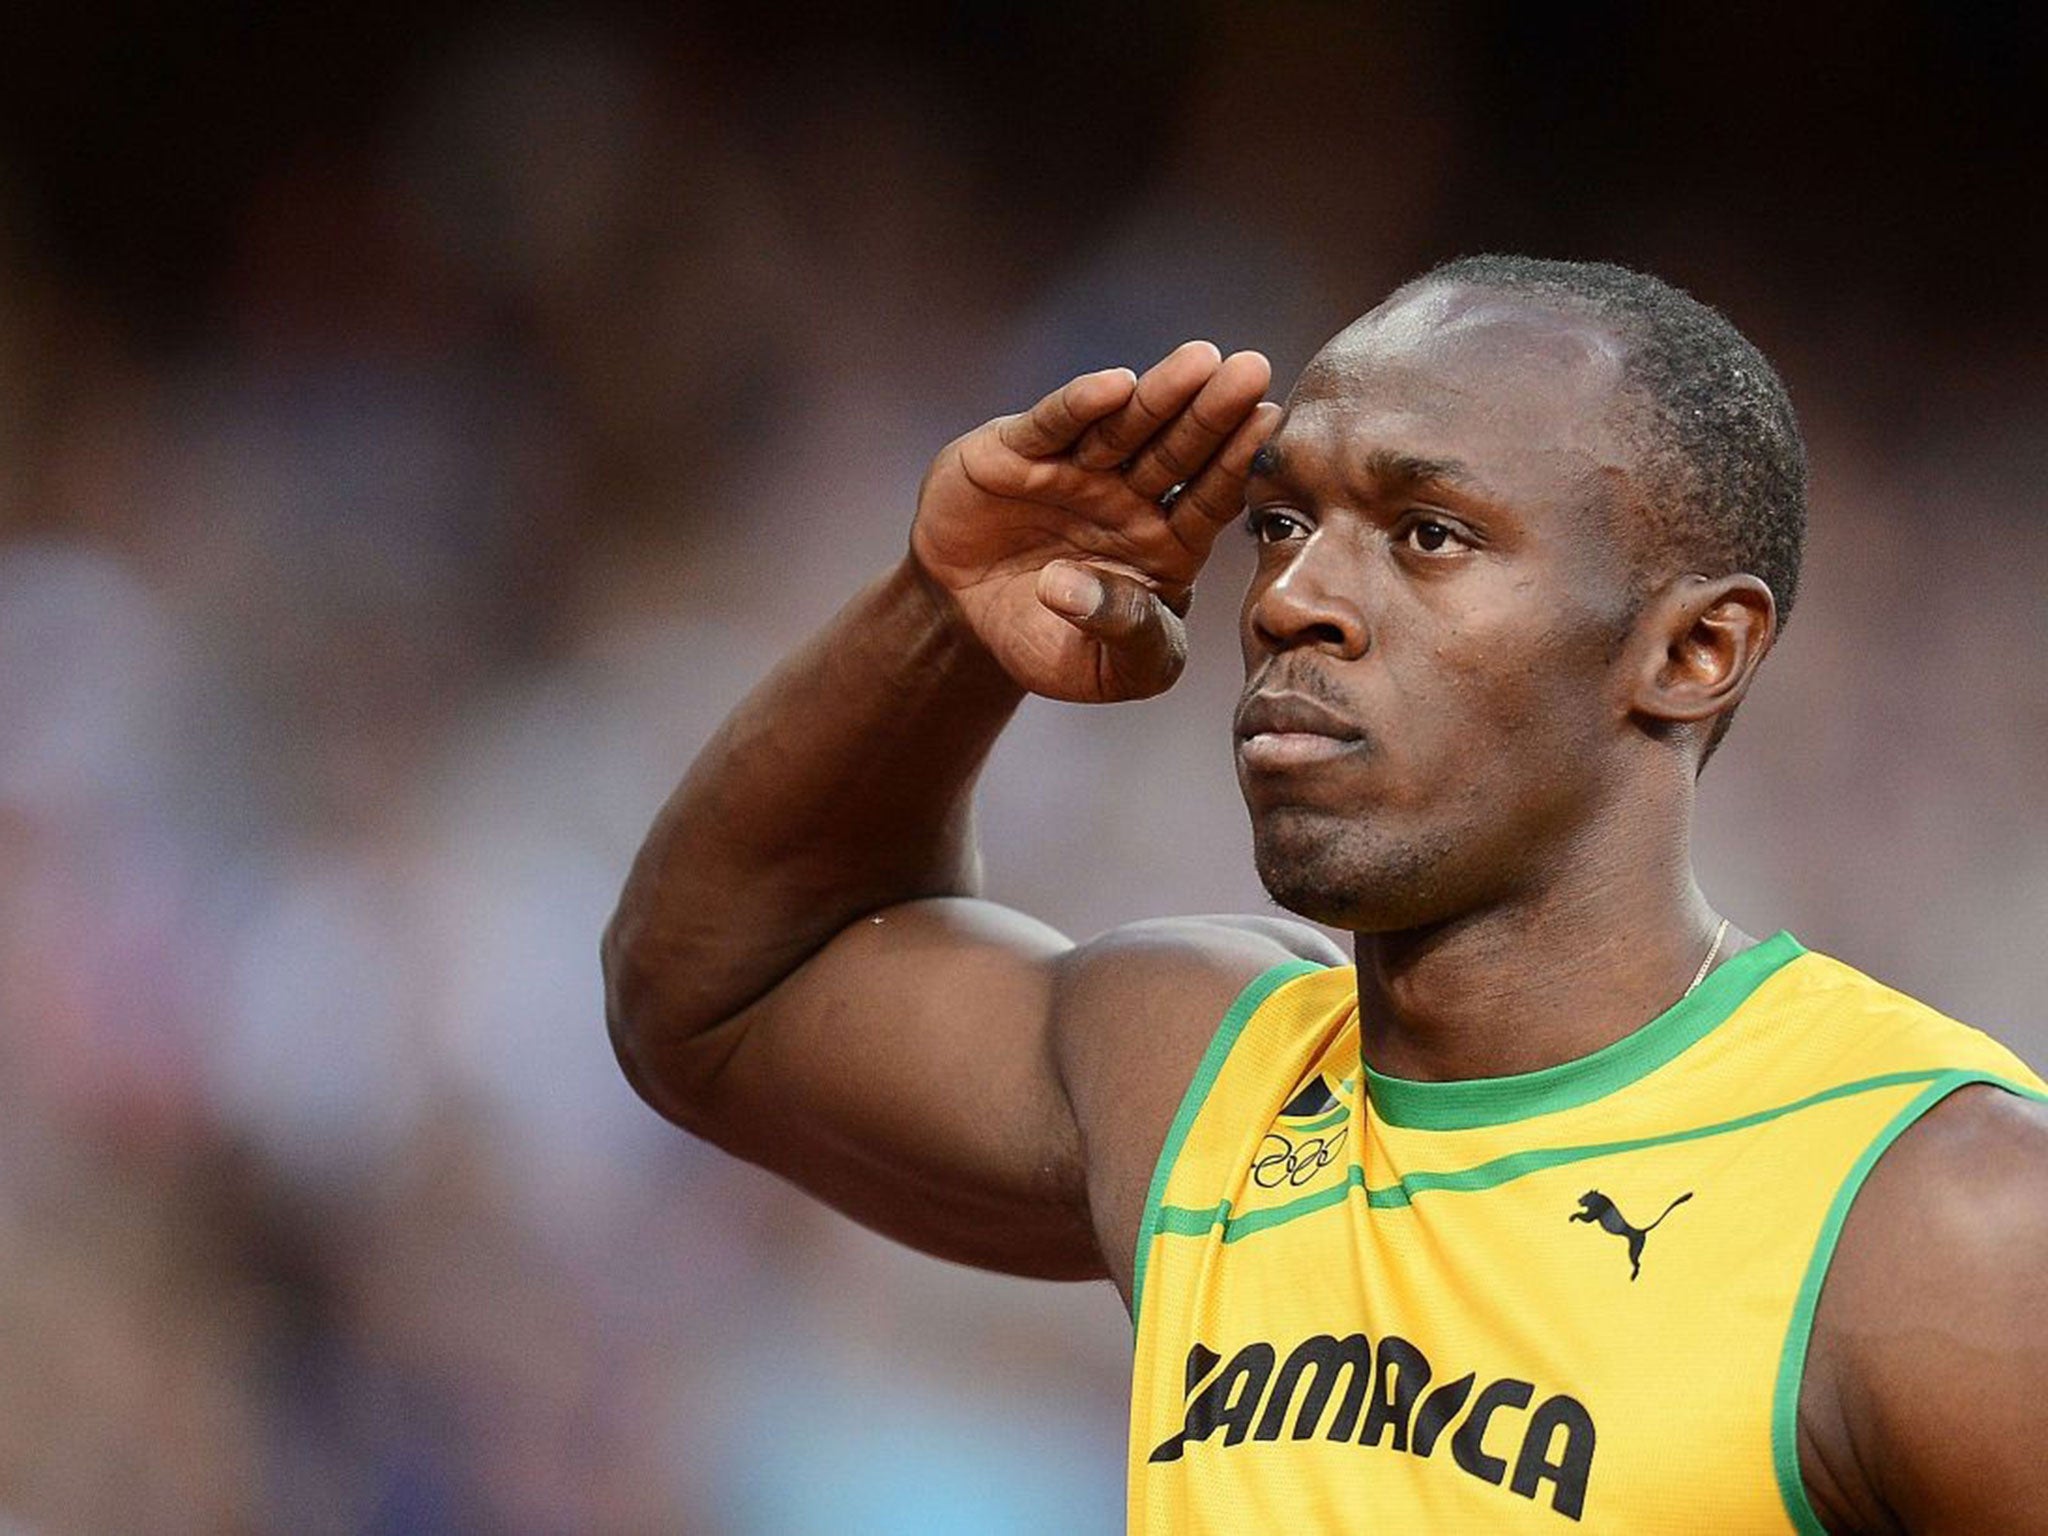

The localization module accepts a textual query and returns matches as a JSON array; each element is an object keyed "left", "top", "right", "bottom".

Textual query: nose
[{"left": 1246, "top": 528, "right": 1370, "bottom": 659}]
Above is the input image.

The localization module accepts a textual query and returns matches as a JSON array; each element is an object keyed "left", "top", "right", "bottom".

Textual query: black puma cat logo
[{"left": 1569, "top": 1190, "right": 1692, "bottom": 1280}]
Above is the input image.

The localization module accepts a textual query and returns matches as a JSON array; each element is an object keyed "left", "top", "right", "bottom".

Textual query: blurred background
[{"left": 0, "top": 3, "right": 2041, "bottom": 1530}]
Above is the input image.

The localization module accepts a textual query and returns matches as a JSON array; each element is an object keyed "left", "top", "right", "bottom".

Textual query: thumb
[{"left": 1036, "top": 561, "right": 1189, "bottom": 698}]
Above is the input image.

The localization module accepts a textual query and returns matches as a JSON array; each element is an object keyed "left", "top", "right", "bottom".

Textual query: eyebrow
[
  {"left": 1359, "top": 448, "right": 1477, "bottom": 491},
  {"left": 1248, "top": 443, "right": 1479, "bottom": 493}
]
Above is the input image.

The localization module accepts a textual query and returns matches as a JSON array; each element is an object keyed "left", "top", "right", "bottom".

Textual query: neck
[{"left": 1351, "top": 813, "right": 1748, "bottom": 1084}]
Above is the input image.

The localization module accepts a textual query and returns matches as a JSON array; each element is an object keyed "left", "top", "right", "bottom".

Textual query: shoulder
[
  {"left": 1807, "top": 1080, "right": 2048, "bottom": 1532},
  {"left": 1059, "top": 912, "right": 1345, "bottom": 993},
  {"left": 1874, "top": 1078, "right": 2048, "bottom": 1210},
  {"left": 1050, "top": 914, "right": 1344, "bottom": 1075},
  {"left": 1046, "top": 915, "right": 1346, "bottom": 1303},
  {"left": 1837, "top": 1082, "right": 2048, "bottom": 1315},
  {"left": 1837, "top": 1083, "right": 2048, "bottom": 1323}
]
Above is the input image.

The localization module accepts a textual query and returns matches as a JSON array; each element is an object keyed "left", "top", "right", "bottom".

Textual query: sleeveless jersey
[{"left": 1127, "top": 933, "right": 2044, "bottom": 1533}]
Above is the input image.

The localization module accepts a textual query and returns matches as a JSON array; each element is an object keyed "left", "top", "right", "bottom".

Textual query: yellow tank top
[{"left": 1128, "top": 933, "right": 2044, "bottom": 1533}]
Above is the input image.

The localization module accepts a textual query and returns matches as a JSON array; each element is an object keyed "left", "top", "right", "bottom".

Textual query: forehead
[{"left": 1266, "top": 284, "right": 1637, "bottom": 500}]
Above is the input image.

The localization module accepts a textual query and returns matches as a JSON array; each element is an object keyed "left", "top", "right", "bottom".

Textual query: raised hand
[{"left": 910, "top": 341, "right": 1278, "bottom": 703}]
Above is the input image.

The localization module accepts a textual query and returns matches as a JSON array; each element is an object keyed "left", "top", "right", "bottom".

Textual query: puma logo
[{"left": 1569, "top": 1190, "right": 1692, "bottom": 1280}]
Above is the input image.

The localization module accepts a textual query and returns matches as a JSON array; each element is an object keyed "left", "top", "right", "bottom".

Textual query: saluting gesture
[{"left": 911, "top": 341, "right": 1278, "bottom": 702}]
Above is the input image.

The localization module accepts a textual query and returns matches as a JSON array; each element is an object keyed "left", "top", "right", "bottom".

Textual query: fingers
[
  {"left": 1121, "top": 349, "right": 1272, "bottom": 502},
  {"left": 996, "top": 367, "right": 1137, "bottom": 458},
  {"left": 1165, "top": 400, "right": 1283, "bottom": 556},
  {"left": 1035, "top": 561, "right": 1189, "bottom": 698},
  {"left": 1071, "top": 340, "right": 1223, "bottom": 471}
]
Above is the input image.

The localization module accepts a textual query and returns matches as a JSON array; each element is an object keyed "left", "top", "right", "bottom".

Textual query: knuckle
[
  {"left": 1188, "top": 397, "right": 1236, "bottom": 437},
  {"left": 1124, "top": 391, "right": 1170, "bottom": 431},
  {"left": 1072, "top": 433, "right": 1125, "bottom": 470},
  {"left": 1093, "top": 421, "right": 1142, "bottom": 457},
  {"left": 1147, "top": 438, "right": 1194, "bottom": 479}
]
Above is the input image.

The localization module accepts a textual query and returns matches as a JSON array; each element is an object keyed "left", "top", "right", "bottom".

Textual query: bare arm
[
  {"left": 1801, "top": 1085, "right": 2048, "bottom": 1533},
  {"left": 602, "top": 556, "right": 1024, "bottom": 1116},
  {"left": 603, "top": 344, "right": 1330, "bottom": 1277}
]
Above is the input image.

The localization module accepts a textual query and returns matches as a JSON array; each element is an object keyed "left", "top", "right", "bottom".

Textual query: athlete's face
[{"left": 1235, "top": 283, "right": 1650, "bottom": 931}]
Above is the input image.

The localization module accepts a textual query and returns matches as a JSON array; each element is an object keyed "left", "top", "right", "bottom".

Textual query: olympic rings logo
[{"left": 1252, "top": 1127, "right": 1349, "bottom": 1188}]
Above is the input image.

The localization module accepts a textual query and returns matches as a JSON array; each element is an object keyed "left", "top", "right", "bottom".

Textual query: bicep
[
  {"left": 669, "top": 896, "right": 1100, "bottom": 1277},
  {"left": 650, "top": 898, "right": 1341, "bottom": 1284}
]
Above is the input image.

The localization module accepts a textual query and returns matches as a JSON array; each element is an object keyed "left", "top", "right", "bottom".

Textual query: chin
[{"left": 1251, "top": 809, "right": 1463, "bottom": 934}]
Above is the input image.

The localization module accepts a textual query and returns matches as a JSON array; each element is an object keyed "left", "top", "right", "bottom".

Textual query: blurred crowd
[{"left": 0, "top": 6, "right": 2041, "bottom": 1531}]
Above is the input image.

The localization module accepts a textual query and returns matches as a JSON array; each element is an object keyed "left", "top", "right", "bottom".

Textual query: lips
[{"left": 1234, "top": 689, "right": 1366, "bottom": 771}]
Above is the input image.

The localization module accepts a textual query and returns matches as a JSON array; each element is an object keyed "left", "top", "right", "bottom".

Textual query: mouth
[{"left": 1234, "top": 689, "right": 1367, "bottom": 772}]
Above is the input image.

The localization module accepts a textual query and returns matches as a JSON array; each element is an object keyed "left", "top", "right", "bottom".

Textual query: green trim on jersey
[
  {"left": 1130, "top": 958, "right": 1324, "bottom": 1326},
  {"left": 1770, "top": 1069, "right": 2048, "bottom": 1535},
  {"left": 1364, "top": 931, "right": 1807, "bottom": 1130},
  {"left": 1152, "top": 1066, "right": 1951, "bottom": 1246}
]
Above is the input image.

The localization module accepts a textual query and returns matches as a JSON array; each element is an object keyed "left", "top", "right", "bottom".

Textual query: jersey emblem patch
[
  {"left": 1254, "top": 1072, "right": 1352, "bottom": 1189},
  {"left": 1568, "top": 1190, "right": 1693, "bottom": 1280}
]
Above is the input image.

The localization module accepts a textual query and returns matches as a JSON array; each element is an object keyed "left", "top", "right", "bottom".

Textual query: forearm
[{"left": 603, "top": 557, "right": 1025, "bottom": 1091}]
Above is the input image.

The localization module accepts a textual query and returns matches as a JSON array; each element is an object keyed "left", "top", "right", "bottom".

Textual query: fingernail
[{"left": 1043, "top": 567, "right": 1103, "bottom": 618}]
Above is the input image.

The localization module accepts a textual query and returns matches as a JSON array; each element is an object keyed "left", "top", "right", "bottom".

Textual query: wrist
[{"left": 888, "top": 554, "right": 1022, "bottom": 703}]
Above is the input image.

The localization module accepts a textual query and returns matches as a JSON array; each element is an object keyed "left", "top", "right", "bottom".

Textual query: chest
[{"left": 1129, "top": 1048, "right": 1924, "bottom": 1533}]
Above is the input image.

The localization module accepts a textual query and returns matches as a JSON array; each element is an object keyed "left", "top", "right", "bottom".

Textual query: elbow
[
  {"left": 600, "top": 900, "right": 714, "bottom": 1132},
  {"left": 599, "top": 903, "right": 658, "bottom": 1109}
]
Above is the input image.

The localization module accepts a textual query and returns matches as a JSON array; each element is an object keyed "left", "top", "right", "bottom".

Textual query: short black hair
[{"left": 1393, "top": 255, "right": 1807, "bottom": 757}]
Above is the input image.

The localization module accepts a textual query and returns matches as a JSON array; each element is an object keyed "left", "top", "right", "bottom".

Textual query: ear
[{"left": 1624, "top": 573, "right": 1777, "bottom": 731}]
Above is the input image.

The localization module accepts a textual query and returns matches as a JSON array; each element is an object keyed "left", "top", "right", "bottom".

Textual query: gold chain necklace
[{"left": 1683, "top": 917, "right": 1731, "bottom": 998}]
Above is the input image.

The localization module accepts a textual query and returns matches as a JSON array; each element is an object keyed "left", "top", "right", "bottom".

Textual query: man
[{"left": 604, "top": 257, "right": 2048, "bottom": 1532}]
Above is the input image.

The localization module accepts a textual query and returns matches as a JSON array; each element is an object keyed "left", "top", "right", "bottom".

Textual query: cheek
[{"left": 1416, "top": 596, "right": 1621, "bottom": 751}]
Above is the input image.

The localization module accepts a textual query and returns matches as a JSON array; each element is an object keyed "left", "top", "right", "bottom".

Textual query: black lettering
[
  {"left": 1147, "top": 1429, "right": 1185, "bottom": 1463},
  {"left": 1410, "top": 1371, "right": 1477, "bottom": 1458},
  {"left": 1511, "top": 1394, "right": 1596, "bottom": 1521},
  {"left": 1451, "top": 1378, "right": 1534, "bottom": 1485},
  {"left": 1149, "top": 1342, "right": 1231, "bottom": 1462},
  {"left": 1149, "top": 1341, "right": 1273, "bottom": 1461},
  {"left": 1359, "top": 1334, "right": 1432, "bottom": 1451},
  {"left": 1254, "top": 1333, "right": 1372, "bottom": 1443},
  {"left": 1148, "top": 1332, "right": 1596, "bottom": 1499}
]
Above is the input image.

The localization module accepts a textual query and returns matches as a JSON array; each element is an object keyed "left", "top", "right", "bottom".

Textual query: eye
[
  {"left": 1247, "top": 507, "right": 1310, "bottom": 544},
  {"left": 1398, "top": 516, "right": 1469, "bottom": 556}
]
